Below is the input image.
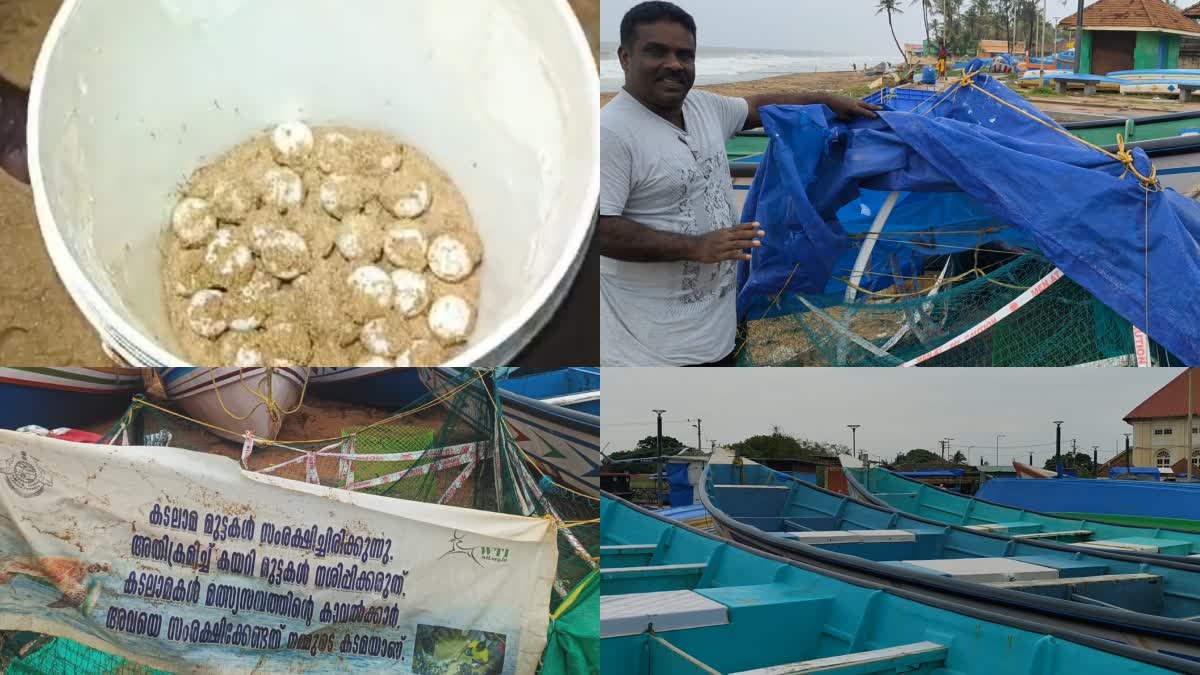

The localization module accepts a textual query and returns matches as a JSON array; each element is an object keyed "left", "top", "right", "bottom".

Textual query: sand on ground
[
  {"left": 601, "top": 70, "right": 871, "bottom": 106},
  {"left": 0, "top": 0, "right": 599, "bottom": 365}
]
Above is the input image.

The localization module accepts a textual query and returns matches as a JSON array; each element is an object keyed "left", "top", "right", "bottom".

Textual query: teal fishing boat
[
  {"left": 699, "top": 456, "right": 1200, "bottom": 659},
  {"left": 601, "top": 493, "right": 1193, "bottom": 674},
  {"left": 847, "top": 466, "right": 1200, "bottom": 557}
]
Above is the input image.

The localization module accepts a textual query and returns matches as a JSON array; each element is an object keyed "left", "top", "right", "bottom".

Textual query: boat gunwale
[
  {"left": 698, "top": 465, "right": 1200, "bottom": 650},
  {"left": 604, "top": 490, "right": 1200, "bottom": 673},
  {"left": 849, "top": 466, "right": 1200, "bottom": 546}
]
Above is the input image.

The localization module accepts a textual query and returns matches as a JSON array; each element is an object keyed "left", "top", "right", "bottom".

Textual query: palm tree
[
  {"left": 911, "top": 0, "right": 933, "bottom": 46},
  {"left": 877, "top": 0, "right": 909, "bottom": 65}
]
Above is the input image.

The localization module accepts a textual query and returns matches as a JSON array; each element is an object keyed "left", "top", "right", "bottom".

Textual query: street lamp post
[
  {"left": 848, "top": 425, "right": 860, "bottom": 460},
  {"left": 995, "top": 433, "right": 1005, "bottom": 468},
  {"left": 1124, "top": 432, "right": 1132, "bottom": 474},
  {"left": 653, "top": 410, "right": 666, "bottom": 505},
  {"left": 1053, "top": 421, "right": 1065, "bottom": 478}
]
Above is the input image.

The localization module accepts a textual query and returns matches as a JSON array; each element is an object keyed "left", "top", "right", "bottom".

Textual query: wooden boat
[
  {"left": 155, "top": 367, "right": 308, "bottom": 442},
  {"left": 0, "top": 367, "right": 142, "bottom": 430},
  {"left": 699, "top": 455, "right": 1200, "bottom": 659},
  {"left": 1013, "top": 460, "right": 1056, "bottom": 478},
  {"left": 977, "top": 474, "right": 1200, "bottom": 533},
  {"left": 307, "top": 367, "right": 428, "bottom": 410},
  {"left": 601, "top": 492, "right": 1195, "bottom": 673},
  {"left": 847, "top": 465, "right": 1200, "bottom": 557},
  {"left": 419, "top": 368, "right": 600, "bottom": 495},
  {"left": 1110, "top": 69, "right": 1200, "bottom": 96}
]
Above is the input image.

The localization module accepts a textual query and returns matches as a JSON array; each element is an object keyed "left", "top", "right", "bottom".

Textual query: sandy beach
[
  {"left": 0, "top": 0, "right": 599, "bottom": 365},
  {"left": 601, "top": 69, "right": 870, "bottom": 106}
]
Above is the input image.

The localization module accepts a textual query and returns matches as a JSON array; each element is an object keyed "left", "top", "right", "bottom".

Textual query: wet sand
[
  {"left": 601, "top": 70, "right": 871, "bottom": 106},
  {"left": 0, "top": 0, "right": 599, "bottom": 365}
]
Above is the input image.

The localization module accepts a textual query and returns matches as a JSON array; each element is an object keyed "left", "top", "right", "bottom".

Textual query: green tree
[
  {"left": 877, "top": 0, "right": 909, "bottom": 65},
  {"left": 894, "top": 448, "right": 943, "bottom": 464},
  {"left": 1042, "top": 451, "right": 1096, "bottom": 476},
  {"left": 607, "top": 436, "right": 686, "bottom": 471},
  {"left": 729, "top": 432, "right": 848, "bottom": 460},
  {"left": 951, "top": 450, "right": 967, "bottom": 464}
]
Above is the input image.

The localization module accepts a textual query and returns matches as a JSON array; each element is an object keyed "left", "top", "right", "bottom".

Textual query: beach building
[
  {"left": 976, "top": 39, "right": 1026, "bottom": 58},
  {"left": 1059, "top": 0, "right": 1200, "bottom": 74},
  {"left": 1119, "top": 369, "right": 1200, "bottom": 471},
  {"left": 1181, "top": 2, "right": 1200, "bottom": 66}
]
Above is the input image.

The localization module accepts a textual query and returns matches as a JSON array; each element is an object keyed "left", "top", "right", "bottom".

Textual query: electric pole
[
  {"left": 1053, "top": 421, "right": 1064, "bottom": 477},
  {"left": 1092, "top": 445, "right": 1098, "bottom": 477},
  {"left": 653, "top": 410, "right": 666, "bottom": 505},
  {"left": 691, "top": 418, "right": 702, "bottom": 455},
  {"left": 1124, "top": 432, "right": 1132, "bottom": 474},
  {"left": 1074, "top": 0, "right": 1084, "bottom": 74},
  {"left": 848, "top": 425, "right": 860, "bottom": 460}
]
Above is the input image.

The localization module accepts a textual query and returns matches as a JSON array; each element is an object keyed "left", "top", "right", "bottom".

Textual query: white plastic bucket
[{"left": 29, "top": 0, "right": 598, "bottom": 366}]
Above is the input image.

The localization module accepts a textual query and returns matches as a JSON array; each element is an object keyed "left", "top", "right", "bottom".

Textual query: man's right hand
[{"left": 689, "top": 223, "right": 764, "bottom": 263}]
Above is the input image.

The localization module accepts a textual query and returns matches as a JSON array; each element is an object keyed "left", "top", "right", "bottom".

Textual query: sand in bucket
[{"left": 29, "top": 0, "right": 598, "bottom": 365}]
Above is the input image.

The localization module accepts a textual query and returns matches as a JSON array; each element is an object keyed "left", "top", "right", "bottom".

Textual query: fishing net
[
  {"left": 4, "top": 369, "right": 597, "bottom": 674},
  {"left": 738, "top": 253, "right": 1176, "bottom": 367}
]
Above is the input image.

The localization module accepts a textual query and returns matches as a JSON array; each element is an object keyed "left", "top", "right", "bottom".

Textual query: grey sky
[
  {"left": 601, "top": 368, "right": 1182, "bottom": 467},
  {"left": 599, "top": 0, "right": 1096, "bottom": 55}
]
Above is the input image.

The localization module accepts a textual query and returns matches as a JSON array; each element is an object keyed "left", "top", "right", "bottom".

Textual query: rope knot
[{"left": 1115, "top": 134, "right": 1160, "bottom": 190}]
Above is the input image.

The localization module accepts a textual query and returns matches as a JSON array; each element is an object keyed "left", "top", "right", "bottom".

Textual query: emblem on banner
[
  {"left": 1, "top": 451, "right": 52, "bottom": 498},
  {"left": 440, "top": 531, "right": 511, "bottom": 567}
]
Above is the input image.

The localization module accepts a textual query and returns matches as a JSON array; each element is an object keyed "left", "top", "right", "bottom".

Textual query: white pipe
[{"left": 845, "top": 191, "right": 902, "bottom": 303}]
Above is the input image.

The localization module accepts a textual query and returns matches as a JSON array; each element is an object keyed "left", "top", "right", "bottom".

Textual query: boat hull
[
  {"left": 0, "top": 367, "right": 142, "bottom": 430},
  {"left": 701, "top": 460, "right": 1200, "bottom": 659},
  {"left": 979, "top": 476, "right": 1200, "bottom": 524},
  {"left": 158, "top": 367, "right": 307, "bottom": 441},
  {"left": 602, "top": 493, "right": 1194, "bottom": 673},
  {"left": 497, "top": 367, "right": 600, "bottom": 415},
  {"left": 419, "top": 368, "right": 600, "bottom": 495},
  {"left": 307, "top": 367, "right": 427, "bottom": 410}
]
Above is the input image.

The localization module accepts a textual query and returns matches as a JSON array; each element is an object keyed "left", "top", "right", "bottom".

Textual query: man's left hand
[{"left": 824, "top": 94, "right": 881, "bottom": 121}]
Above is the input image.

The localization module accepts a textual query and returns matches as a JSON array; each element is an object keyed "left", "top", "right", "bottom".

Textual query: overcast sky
[
  {"left": 601, "top": 368, "right": 1182, "bottom": 467},
  {"left": 599, "top": 0, "right": 1099, "bottom": 54}
]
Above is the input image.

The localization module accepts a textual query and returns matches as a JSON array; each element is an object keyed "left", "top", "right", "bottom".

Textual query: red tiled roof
[
  {"left": 1124, "top": 369, "right": 1200, "bottom": 421},
  {"left": 1185, "top": 2, "right": 1200, "bottom": 19},
  {"left": 1059, "top": 0, "right": 1200, "bottom": 34}
]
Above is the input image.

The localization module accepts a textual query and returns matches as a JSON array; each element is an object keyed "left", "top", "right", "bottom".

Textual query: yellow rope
[{"left": 210, "top": 367, "right": 313, "bottom": 425}]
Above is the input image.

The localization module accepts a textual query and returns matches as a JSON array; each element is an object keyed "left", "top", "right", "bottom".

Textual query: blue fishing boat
[
  {"left": 601, "top": 493, "right": 1193, "bottom": 673},
  {"left": 699, "top": 455, "right": 1200, "bottom": 658},
  {"left": 0, "top": 367, "right": 142, "bottom": 430},
  {"left": 419, "top": 368, "right": 600, "bottom": 495},
  {"left": 977, "top": 476, "right": 1200, "bottom": 532},
  {"left": 846, "top": 466, "right": 1200, "bottom": 556},
  {"left": 496, "top": 367, "right": 599, "bottom": 415}
]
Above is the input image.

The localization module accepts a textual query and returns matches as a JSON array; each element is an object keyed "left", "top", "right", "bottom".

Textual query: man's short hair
[{"left": 619, "top": 1, "right": 697, "bottom": 47}]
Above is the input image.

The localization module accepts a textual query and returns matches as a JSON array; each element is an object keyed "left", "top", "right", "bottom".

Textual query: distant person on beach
[
  {"left": 599, "top": 1, "right": 879, "bottom": 367},
  {"left": 937, "top": 43, "right": 948, "bottom": 80},
  {"left": 0, "top": 75, "right": 28, "bottom": 184},
  {"left": 852, "top": 63, "right": 857, "bottom": 71}
]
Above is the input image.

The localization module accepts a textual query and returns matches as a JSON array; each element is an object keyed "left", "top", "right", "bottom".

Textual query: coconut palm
[{"left": 877, "top": 0, "right": 909, "bottom": 65}]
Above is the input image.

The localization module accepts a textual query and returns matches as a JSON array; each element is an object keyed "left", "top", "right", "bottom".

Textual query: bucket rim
[{"left": 29, "top": 0, "right": 600, "bottom": 366}]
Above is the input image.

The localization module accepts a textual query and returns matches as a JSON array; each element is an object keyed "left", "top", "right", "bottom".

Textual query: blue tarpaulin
[
  {"left": 665, "top": 462, "right": 694, "bottom": 507},
  {"left": 736, "top": 70, "right": 1200, "bottom": 364}
]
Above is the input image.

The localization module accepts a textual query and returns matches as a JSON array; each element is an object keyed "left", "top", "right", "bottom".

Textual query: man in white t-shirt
[{"left": 600, "top": 1, "right": 880, "bottom": 367}]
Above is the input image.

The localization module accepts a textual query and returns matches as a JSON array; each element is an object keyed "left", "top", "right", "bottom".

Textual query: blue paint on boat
[
  {"left": 0, "top": 385, "right": 126, "bottom": 430},
  {"left": 700, "top": 459, "right": 1200, "bottom": 658},
  {"left": 496, "top": 367, "right": 599, "bottom": 415},
  {"left": 601, "top": 493, "right": 1191, "bottom": 673},
  {"left": 978, "top": 476, "right": 1200, "bottom": 523},
  {"left": 848, "top": 467, "right": 1200, "bottom": 558},
  {"left": 308, "top": 368, "right": 428, "bottom": 410}
]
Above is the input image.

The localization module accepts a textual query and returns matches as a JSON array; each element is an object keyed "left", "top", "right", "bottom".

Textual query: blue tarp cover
[
  {"left": 665, "top": 462, "right": 694, "bottom": 507},
  {"left": 736, "top": 70, "right": 1200, "bottom": 364}
]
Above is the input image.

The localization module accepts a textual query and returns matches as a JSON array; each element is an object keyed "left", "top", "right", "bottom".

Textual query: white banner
[{"left": 0, "top": 431, "right": 557, "bottom": 674}]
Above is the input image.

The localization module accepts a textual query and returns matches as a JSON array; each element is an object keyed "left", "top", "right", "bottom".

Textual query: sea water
[{"left": 600, "top": 43, "right": 890, "bottom": 92}]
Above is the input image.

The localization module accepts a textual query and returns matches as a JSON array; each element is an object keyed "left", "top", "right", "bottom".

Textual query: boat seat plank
[
  {"left": 728, "top": 641, "right": 947, "bottom": 675},
  {"left": 601, "top": 563, "right": 707, "bottom": 578},
  {"left": 600, "top": 590, "right": 728, "bottom": 638},
  {"left": 899, "top": 558, "right": 1059, "bottom": 583},
  {"left": 713, "top": 484, "right": 790, "bottom": 490},
  {"left": 963, "top": 521, "right": 1042, "bottom": 535},
  {"left": 1075, "top": 537, "right": 1192, "bottom": 555},
  {"left": 775, "top": 530, "right": 916, "bottom": 545},
  {"left": 1011, "top": 529, "right": 1093, "bottom": 540},
  {"left": 987, "top": 572, "right": 1161, "bottom": 590},
  {"left": 1010, "top": 556, "right": 1110, "bottom": 578},
  {"left": 600, "top": 544, "right": 657, "bottom": 554}
]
